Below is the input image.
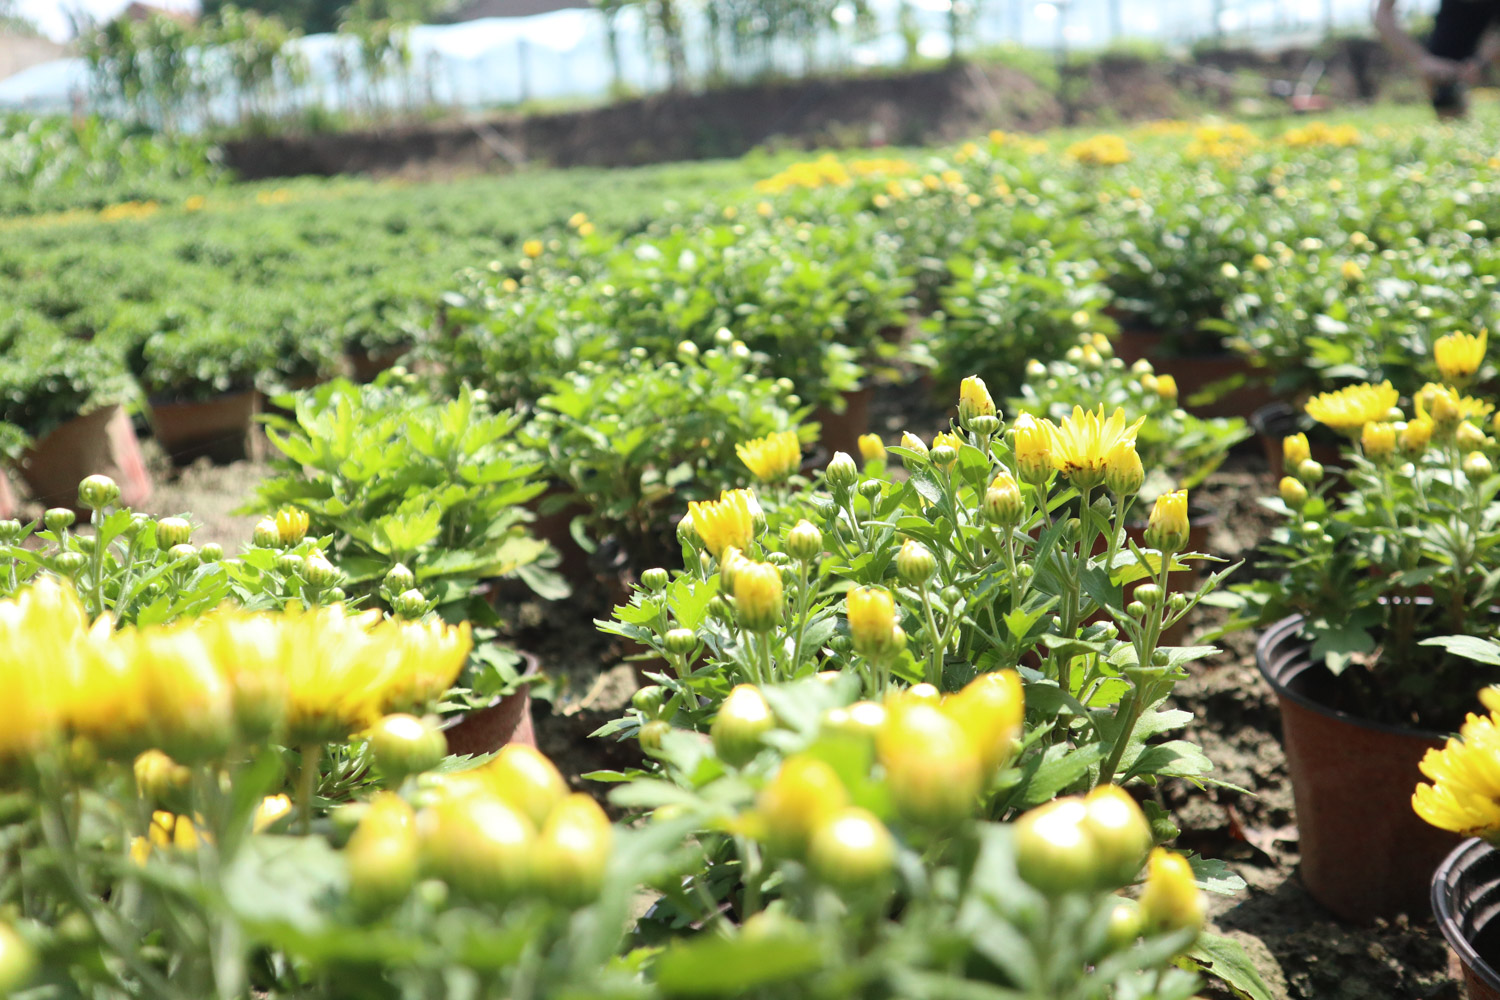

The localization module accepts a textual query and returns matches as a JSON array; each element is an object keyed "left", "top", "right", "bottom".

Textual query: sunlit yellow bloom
[
  {"left": 1282, "top": 433, "right": 1310, "bottom": 468},
  {"left": 847, "top": 587, "right": 898, "bottom": 658},
  {"left": 1304, "top": 381, "right": 1399, "bottom": 432},
  {"left": 959, "top": 376, "right": 997, "bottom": 425},
  {"left": 932, "top": 431, "right": 963, "bottom": 468},
  {"left": 1413, "top": 709, "right": 1500, "bottom": 839},
  {"left": 254, "top": 794, "right": 294, "bottom": 832},
  {"left": 1341, "top": 260, "right": 1364, "bottom": 283},
  {"left": 1361, "top": 422, "right": 1397, "bottom": 460},
  {"left": 1153, "top": 374, "right": 1178, "bottom": 401},
  {"left": 1401, "top": 417, "right": 1434, "bottom": 454},
  {"left": 522, "top": 239, "right": 544, "bottom": 258},
  {"left": 1044, "top": 406, "right": 1147, "bottom": 492},
  {"left": 1416, "top": 381, "right": 1494, "bottom": 425},
  {"left": 857, "top": 434, "right": 886, "bottom": 462},
  {"left": 1145, "top": 490, "right": 1189, "bottom": 552},
  {"left": 130, "top": 627, "right": 235, "bottom": 762},
  {"left": 1012, "top": 414, "right": 1053, "bottom": 485},
  {"left": 275, "top": 507, "right": 310, "bottom": 546},
  {"left": 687, "top": 488, "right": 759, "bottom": 558},
  {"left": 568, "top": 212, "right": 588, "bottom": 228},
  {"left": 736, "top": 430, "right": 802, "bottom": 483},
  {"left": 380, "top": 615, "right": 473, "bottom": 712},
  {"left": 1103, "top": 439, "right": 1145, "bottom": 496}
]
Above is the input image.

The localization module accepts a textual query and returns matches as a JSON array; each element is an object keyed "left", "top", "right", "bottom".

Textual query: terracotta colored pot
[
  {"left": 151, "top": 390, "right": 263, "bottom": 465},
  {"left": 812, "top": 385, "right": 872, "bottom": 459},
  {"left": 441, "top": 652, "right": 539, "bottom": 755},
  {"left": 0, "top": 470, "right": 16, "bottom": 519},
  {"left": 17, "top": 405, "right": 152, "bottom": 513},
  {"left": 1433, "top": 838, "right": 1500, "bottom": 1000},
  {"left": 346, "top": 347, "right": 407, "bottom": 383},
  {"left": 1256, "top": 614, "right": 1460, "bottom": 922}
]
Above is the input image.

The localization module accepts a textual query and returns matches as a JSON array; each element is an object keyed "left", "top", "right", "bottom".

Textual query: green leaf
[
  {"left": 1184, "top": 931, "right": 1275, "bottom": 1000},
  {"left": 1421, "top": 634, "right": 1500, "bottom": 666},
  {"left": 1014, "top": 743, "right": 1105, "bottom": 807},
  {"left": 653, "top": 933, "right": 824, "bottom": 996},
  {"left": 1187, "top": 854, "right": 1247, "bottom": 895}
]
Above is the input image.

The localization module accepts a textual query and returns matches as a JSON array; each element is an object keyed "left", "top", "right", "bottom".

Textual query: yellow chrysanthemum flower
[
  {"left": 1361, "top": 422, "right": 1397, "bottom": 460},
  {"left": 846, "top": 587, "right": 898, "bottom": 658},
  {"left": 1011, "top": 414, "right": 1053, "bottom": 485},
  {"left": 1043, "top": 406, "right": 1148, "bottom": 492},
  {"left": 1282, "top": 433, "right": 1311, "bottom": 468},
  {"left": 736, "top": 430, "right": 802, "bottom": 484},
  {"left": 1415, "top": 382, "right": 1494, "bottom": 424},
  {"left": 1435, "top": 330, "right": 1487, "bottom": 384},
  {"left": 1145, "top": 490, "right": 1190, "bottom": 552},
  {"left": 1413, "top": 710, "right": 1500, "bottom": 839},
  {"left": 958, "top": 376, "right": 997, "bottom": 424},
  {"left": 275, "top": 507, "right": 310, "bottom": 546},
  {"left": 687, "top": 488, "right": 760, "bottom": 558},
  {"left": 1304, "top": 381, "right": 1399, "bottom": 432},
  {"left": 857, "top": 434, "right": 886, "bottom": 462}
]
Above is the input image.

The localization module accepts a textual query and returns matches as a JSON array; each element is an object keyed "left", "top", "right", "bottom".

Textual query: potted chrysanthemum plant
[{"left": 1224, "top": 331, "right": 1500, "bottom": 921}]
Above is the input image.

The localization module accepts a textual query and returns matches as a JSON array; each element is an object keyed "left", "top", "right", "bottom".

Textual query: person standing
[{"left": 1374, "top": 0, "right": 1500, "bottom": 116}]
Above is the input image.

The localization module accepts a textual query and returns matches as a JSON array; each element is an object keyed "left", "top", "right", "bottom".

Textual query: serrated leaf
[{"left": 1185, "top": 930, "right": 1275, "bottom": 1000}]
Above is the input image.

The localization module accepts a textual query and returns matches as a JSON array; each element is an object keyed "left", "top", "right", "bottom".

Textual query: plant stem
[{"left": 296, "top": 743, "right": 322, "bottom": 835}]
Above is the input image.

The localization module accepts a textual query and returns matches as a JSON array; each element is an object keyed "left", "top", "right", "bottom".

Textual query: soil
[{"left": 77, "top": 430, "right": 1462, "bottom": 1000}]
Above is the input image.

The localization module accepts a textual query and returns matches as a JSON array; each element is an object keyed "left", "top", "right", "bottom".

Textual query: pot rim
[
  {"left": 1254, "top": 612, "right": 1450, "bottom": 742},
  {"left": 1433, "top": 837, "right": 1500, "bottom": 990}
]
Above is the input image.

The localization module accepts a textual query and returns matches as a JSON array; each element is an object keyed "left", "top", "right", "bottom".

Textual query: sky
[{"left": 17, "top": 0, "right": 196, "bottom": 40}]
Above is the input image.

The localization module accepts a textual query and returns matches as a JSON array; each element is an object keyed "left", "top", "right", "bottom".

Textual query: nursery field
[{"left": 2, "top": 100, "right": 1500, "bottom": 1000}]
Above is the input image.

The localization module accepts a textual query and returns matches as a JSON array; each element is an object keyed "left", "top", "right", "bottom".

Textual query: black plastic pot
[
  {"left": 1433, "top": 838, "right": 1500, "bottom": 1000},
  {"left": 1249, "top": 401, "right": 1343, "bottom": 479},
  {"left": 1256, "top": 614, "right": 1460, "bottom": 922}
]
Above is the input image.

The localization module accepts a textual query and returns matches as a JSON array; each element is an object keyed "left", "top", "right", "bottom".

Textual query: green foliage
[{"left": 253, "top": 373, "right": 563, "bottom": 611}]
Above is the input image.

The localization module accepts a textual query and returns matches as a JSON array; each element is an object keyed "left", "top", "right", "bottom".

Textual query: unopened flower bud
[
  {"left": 858, "top": 479, "right": 883, "bottom": 501},
  {"left": 1103, "top": 441, "right": 1145, "bottom": 496},
  {"left": 1081, "top": 785, "right": 1153, "bottom": 889},
  {"left": 253, "top": 518, "right": 280, "bottom": 548},
  {"left": 1012, "top": 414, "right": 1053, "bottom": 485},
  {"left": 825, "top": 452, "right": 859, "bottom": 490},
  {"left": 984, "top": 474, "right": 1025, "bottom": 526},
  {"left": 712, "top": 685, "right": 775, "bottom": 767},
  {"left": 199, "top": 542, "right": 223, "bottom": 563},
  {"left": 384, "top": 563, "right": 416, "bottom": 593},
  {"left": 632, "top": 684, "right": 667, "bottom": 718},
  {"left": 347, "top": 792, "right": 419, "bottom": 915},
  {"left": 664, "top": 628, "right": 698, "bottom": 657},
  {"left": 369, "top": 714, "right": 447, "bottom": 782},
  {"left": 1134, "top": 583, "right": 1164, "bottom": 607},
  {"left": 1144, "top": 490, "right": 1189, "bottom": 553},
  {"left": 275, "top": 507, "right": 310, "bottom": 546},
  {"left": 325, "top": 587, "right": 347, "bottom": 602},
  {"left": 391, "top": 588, "right": 429, "bottom": 619},
  {"left": 958, "top": 375, "right": 998, "bottom": 428},
  {"left": 1296, "top": 459, "right": 1324, "bottom": 484},
  {"left": 967, "top": 414, "right": 1000, "bottom": 436},
  {"left": 929, "top": 444, "right": 957, "bottom": 468},
  {"left": 0, "top": 520, "right": 21, "bottom": 545},
  {"left": 1279, "top": 476, "right": 1308, "bottom": 509},
  {"left": 169, "top": 543, "right": 199, "bottom": 568},
  {"left": 1139, "top": 848, "right": 1205, "bottom": 936},
  {"left": 51, "top": 550, "right": 86, "bottom": 577},
  {"left": 1153, "top": 374, "right": 1178, "bottom": 401},
  {"left": 734, "top": 561, "right": 784, "bottom": 632},
  {"left": 900, "top": 432, "right": 928, "bottom": 459},
  {"left": 641, "top": 567, "right": 670, "bottom": 592},
  {"left": 532, "top": 794, "right": 613, "bottom": 907},
  {"left": 1457, "top": 421, "right": 1487, "bottom": 450},
  {"left": 896, "top": 539, "right": 937, "bottom": 585},
  {"left": 857, "top": 434, "right": 886, "bottom": 462},
  {"left": 1015, "top": 798, "right": 1097, "bottom": 896},
  {"left": 1282, "top": 433, "right": 1311, "bottom": 469},
  {"left": 304, "top": 550, "right": 340, "bottom": 588},
  {"left": 759, "top": 755, "right": 848, "bottom": 858},
  {"left": 44, "top": 507, "right": 76, "bottom": 532},
  {"left": 274, "top": 552, "right": 304, "bottom": 577},
  {"left": 1401, "top": 418, "right": 1434, "bottom": 454},
  {"left": 1465, "top": 451, "right": 1494, "bottom": 480},
  {"left": 78, "top": 474, "right": 120, "bottom": 511},
  {"left": 808, "top": 807, "right": 896, "bottom": 889},
  {"left": 1126, "top": 601, "right": 1147, "bottom": 618},
  {"left": 785, "top": 519, "right": 823, "bottom": 562},
  {"left": 847, "top": 586, "right": 898, "bottom": 658}
]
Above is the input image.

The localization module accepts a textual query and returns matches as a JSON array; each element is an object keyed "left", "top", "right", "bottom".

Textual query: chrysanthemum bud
[
  {"left": 712, "top": 685, "right": 775, "bottom": 767},
  {"left": 1296, "top": 459, "right": 1324, "bottom": 484},
  {"left": 304, "top": 550, "right": 341, "bottom": 588},
  {"left": 44, "top": 507, "right": 75, "bottom": 532},
  {"left": 1012, "top": 415, "right": 1053, "bottom": 485},
  {"left": 417, "top": 792, "right": 535, "bottom": 901},
  {"left": 532, "top": 793, "right": 613, "bottom": 906},
  {"left": 940, "top": 670, "right": 1024, "bottom": 773},
  {"left": 1465, "top": 451, "right": 1494, "bottom": 479},
  {"left": 1015, "top": 798, "right": 1098, "bottom": 896},
  {"left": 391, "top": 588, "right": 430, "bottom": 619},
  {"left": 847, "top": 586, "right": 898, "bottom": 658},
  {"left": 253, "top": 517, "right": 280, "bottom": 548},
  {"left": 785, "top": 519, "right": 823, "bottom": 562},
  {"left": 825, "top": 452, "right": 859, "bottom": 490},
  {"left": 1081, "top": 785, "right": 1153, "bottom": 889},
  {"left": 199, "top": 542, "right": 223, "bottom": 563},
  {"left": 1153, "top": 374, "right": 1178, "bottom": 401},
  {"left": 983, "top": 473, "right": 1025, "bottom": 526},
  {"left": 857, "top": 434, "right": 886, "bottom": 462},
  {"left": 1139, "top": 848, "right": 1205, "bottom": 936},
  {"left": 758, "top": 755, "right": 848, "bottom": 858},
  {"left": 878, "top": 703, "right": 983, "bottom": 827},
  {"left": 928, "top": 444, "right": 957, "bottom": 468},
  {"left": 274, "top": 552, "right": 303, "bottom": 577},
  {"left": 900, "top": 432, "right": 928, "bottom": 459},
  {"left": 370, "top": 714, "right": 447, "bottom": 783},
  {"left": 1103, "top": 441, "right": 1145, "bottom": 496},
  {"left": 1133, "top": 583, "right": 1164, "bottom": 607},
  {"left": 808, "top": 807, "right": 895, "bottom": 889},
  {"left": 641, "top": 567, "right": 670, "bottom": 592},
  {"left": 0, "top": 922, "right": 36, "bottom": 995},
  {"left": 1279, "top": 476, "right": 1308, "bottom": 509},
  {"left": 52, "top": 551, "right": 87, "bottom": 577},
  {"left": 896, "top": 539, "right": 937, "bottom": 586},
  {"left": 168, "top": 543, "right": 199, "bottom": 568},
  {"left": 0, "top": 520, "right": 21, "bottom": 545},
  {"left": 134, "top": 750, "right": 191, "bottom": 807},
  {"left": 275, "top": 507, "right": 310, "bottom": 546},
  {"left": 1144, "top": 490, "right": 1189, "bottom": 553},
  {"left": 1361, "top": 421, "right": 1397, "bottom": 460},
  {"left": 734, "top": 560, "right": 784, "bottom": 633},
  {"left": 663, "top": 628, "right": 698, "bottom": 657},
  {"left": 346, "top": 792, "right": 419, "bottom": 914},
  {"left": 638, "top": 719, "right": 670, "bottom": 753},
  {"left": 959, "top": 375, "right": 998, "bottom": 428},
  {"left": 1341, "top": 260, "right": 1364, "bottom": 283},
  {"left": 1282, "top": 434, "right": 1311, "bottom": 469},
  {"left": 1457, "top": 421, "right": 1487, "bottom": 450},
  {"left": 968, "top": 414, "right": 1000, "bottom": 435},
  {"left": 1401, "top": 418, "right": 1434, "bottom": 454},
  {"left": 78, "top": 474, "right": 120, "bottom": 511}
]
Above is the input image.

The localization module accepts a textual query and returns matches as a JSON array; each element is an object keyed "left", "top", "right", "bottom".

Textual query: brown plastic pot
[
  {"left": 812, "top": 385, "right": 872, "bottom": 458},
  {"left": 1433, "top": 838, "right": 1500, "bottom": 1000},
  {"left": 441, "top": 651, "right": 539, "bottom": 755},
  {"left": 150, "top": 390, "right": 263, "bottom": 465},
  {"left": 17, "top": 405, "right": 152, "bottom": 513},
  {"left": 1111, "top": 329, "right": 1271, "bottom": 420},
  {"left": 346, "top": 347, "right": 407, "bottom": 383},
  {"left": 1256, "top": 614, "right": 1460, "bottom": 922}
]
